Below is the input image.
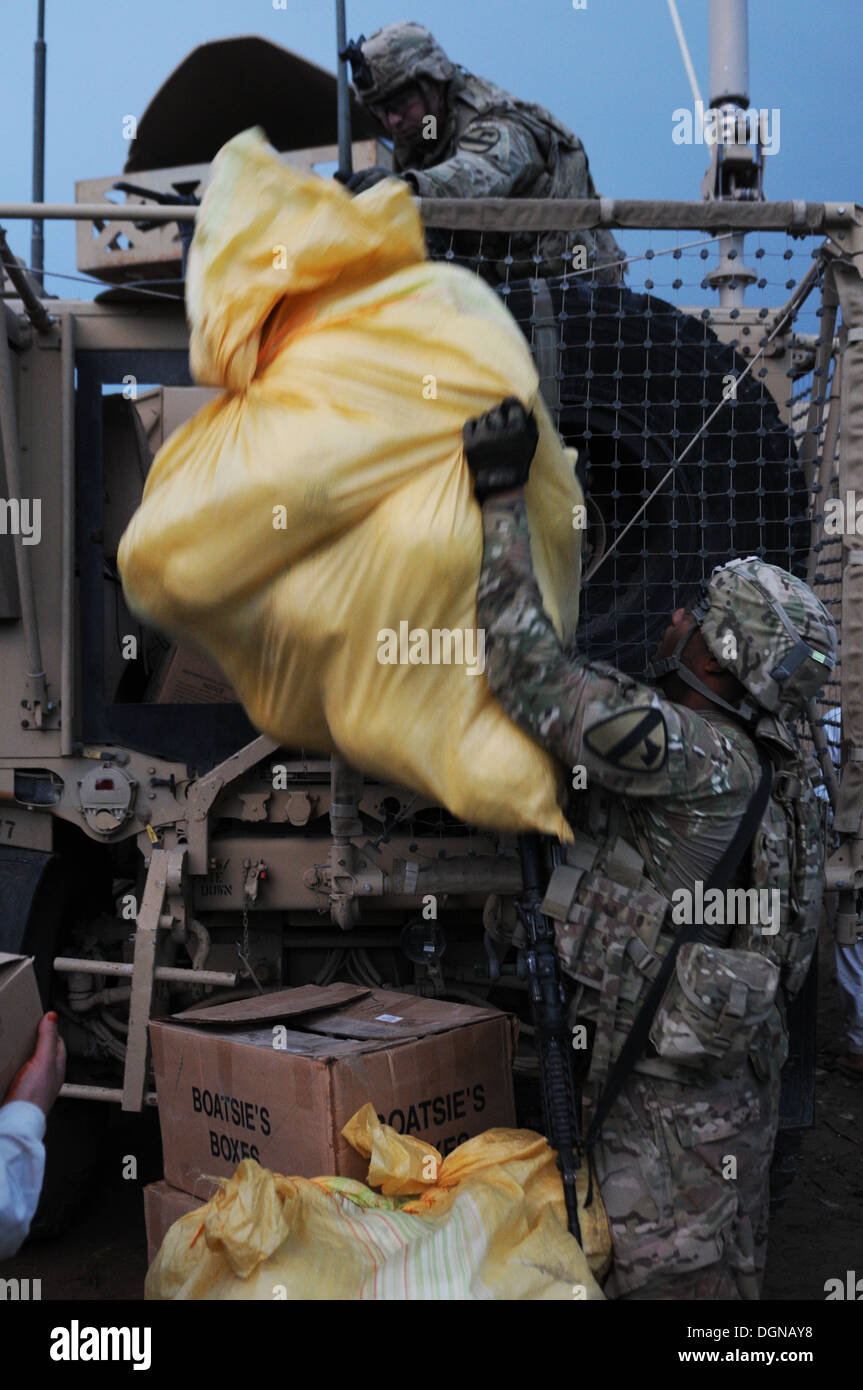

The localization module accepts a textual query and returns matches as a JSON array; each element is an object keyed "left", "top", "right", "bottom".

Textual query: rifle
[
  {"left": 111, "top": 182, "right": 200, "bottom": 277},
  {"left": 516, "top": 832, "right": 582, "bottom": 1244}
]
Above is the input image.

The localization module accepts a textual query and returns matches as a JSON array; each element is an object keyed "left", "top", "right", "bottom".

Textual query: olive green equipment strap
[{"left": 528, "top": 278, "right": 561, "bottom": 418}]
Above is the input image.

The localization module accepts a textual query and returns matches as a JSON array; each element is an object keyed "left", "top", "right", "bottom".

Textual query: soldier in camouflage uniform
[
  {"left": 341, "top": 21, "right": 624, "bottom": 285},
  {"left": 463, "top": 398, "right": 837, "bottom": 1299}
]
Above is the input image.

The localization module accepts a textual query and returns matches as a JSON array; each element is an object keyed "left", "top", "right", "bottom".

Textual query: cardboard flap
[
  {"left": 297, "top": 989, "right": 506, "bottom": 1041},
  {"left": 196, "top": 1024, "right": 397, "bottom": 1057},
  {"left": 0, "top": 952, "right": 32, "bottom": 975},
  {"left": 169, "top": 981, "right": 370, "bottom": 1026}
]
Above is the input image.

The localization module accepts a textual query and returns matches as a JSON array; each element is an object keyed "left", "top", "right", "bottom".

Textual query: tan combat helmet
[
  {"left": 342, "top": 22, "right": 455, "bottom": 107},
  {"left": 650, "top": 557, "right": 837, "bottom": 722},
  {"left": 695, "top": 558, "right": 837, "bottom": 714}
]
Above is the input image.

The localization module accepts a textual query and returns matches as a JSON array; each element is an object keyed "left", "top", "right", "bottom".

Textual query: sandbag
[
  {"left": 145, "top": 1105, "right": 610, "bottom": 1300},
  {"left": 118, "top": 128, "right": 583, "bottom": 837}
]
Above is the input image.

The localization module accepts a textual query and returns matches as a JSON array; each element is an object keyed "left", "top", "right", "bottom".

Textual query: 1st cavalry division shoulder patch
[
  {"left": 458, "top": 125, "right": 501, "bottom": 155},
  {"left": 583, "top": 707, "right": 668, "bottom": 772}
]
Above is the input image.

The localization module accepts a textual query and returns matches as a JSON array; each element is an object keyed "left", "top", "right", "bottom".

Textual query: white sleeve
[{"left": 0, "top": 1101, "right": 46, "bottom": 1259}]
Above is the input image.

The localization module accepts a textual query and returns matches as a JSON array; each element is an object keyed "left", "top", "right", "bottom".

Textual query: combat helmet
[
  {"left": 342, "top": 22, "right": 455, "bottom": 107},
  {"left": 650, "top": 557, "right": 837, "bottom": 721}
]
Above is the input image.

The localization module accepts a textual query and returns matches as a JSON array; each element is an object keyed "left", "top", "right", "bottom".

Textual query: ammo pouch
[
  {"left": 551, "top": 871, "right": 669, "bottom": 1002},
  {"left": 542, "top": 831, "right": 670, "bottom": 996},
  {"left": 541, "top": 832, "right": 671, "bottom": 1087},
  {"left": 649, "top": 942, "right": 780, "bottom": 1076}
]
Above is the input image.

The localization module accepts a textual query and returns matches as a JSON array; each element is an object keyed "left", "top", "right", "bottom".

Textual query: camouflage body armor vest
[
  {"left": 397, "top": 69, "right": 623, "bottom": 282},
  {"left": 544, "top": 718, "right": 828, "bottom": 1090}
]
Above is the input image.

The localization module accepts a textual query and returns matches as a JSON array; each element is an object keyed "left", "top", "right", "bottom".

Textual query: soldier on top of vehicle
[{"left": 341, "top": 20, "right": 625, "bottom": 284}]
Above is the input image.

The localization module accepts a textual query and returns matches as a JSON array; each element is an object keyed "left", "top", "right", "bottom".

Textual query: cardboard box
[
  {"left": 143, "top": 1180, "right": 207, "bottom": 1267},
  {"left": 0, "top": 954, "right": 42, "bottom": 1101},
  {"left": 150, "top": 982, "right": 517, "bottom": 1199},
  {"left": 148, "top": 644, "right": 238, "bottom": 704}
]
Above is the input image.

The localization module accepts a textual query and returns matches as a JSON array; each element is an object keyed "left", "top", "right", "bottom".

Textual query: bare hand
[{"left": 6, "top": 1012, "right": 66, "bottom": 1116}]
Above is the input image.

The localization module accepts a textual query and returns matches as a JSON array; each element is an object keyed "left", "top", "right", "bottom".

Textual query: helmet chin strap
[{"left": 646, "top": 615, "right": 758, "bottom": 724}]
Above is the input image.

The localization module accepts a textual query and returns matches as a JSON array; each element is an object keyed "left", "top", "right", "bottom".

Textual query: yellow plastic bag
[
  {"left": 118, "top": 129, "right": 582, "bottom": 837},
  {"left": 145, "top": 1105, "right": 610, "bottom": 1301}
]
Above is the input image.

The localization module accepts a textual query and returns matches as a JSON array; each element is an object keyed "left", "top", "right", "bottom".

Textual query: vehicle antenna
[
  {"left": 666, "top": 0, "right": 704, "bottom": 111},
  {"left": 31, "top": 0, "right": 47, "bottom": 289},
  {"left": 705, "top": 0, "right": 760, "bottom": 307},
  {"left": 335, "top": 0, "right": 353, "bottom": 182}
]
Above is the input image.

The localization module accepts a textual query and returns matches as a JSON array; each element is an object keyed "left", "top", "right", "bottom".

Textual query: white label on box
[{"left": 375, "top": 1013, "right": 404, "bottom": 1023}]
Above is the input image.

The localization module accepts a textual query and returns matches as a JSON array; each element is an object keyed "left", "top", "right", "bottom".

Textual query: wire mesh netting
[{"left": 423, "top": 214, "right": 843, "bottom": 785}]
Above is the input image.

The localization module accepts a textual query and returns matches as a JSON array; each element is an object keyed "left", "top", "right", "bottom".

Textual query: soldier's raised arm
[{"left": 465, "top": 400, "right": 758, "bottom": 801}]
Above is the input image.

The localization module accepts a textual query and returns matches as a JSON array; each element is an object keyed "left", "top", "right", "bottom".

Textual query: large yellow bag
[
  {"left": 118, "top": 129, "right": 582, "bottom": 837},
  {"left": 145, "top": 1105, "right": 610, "bottom": 1300}
]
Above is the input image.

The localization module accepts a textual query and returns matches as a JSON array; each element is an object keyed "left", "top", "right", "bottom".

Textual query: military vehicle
[{"left": 0, "top": 8, "right": 859, "bottom": 1224}]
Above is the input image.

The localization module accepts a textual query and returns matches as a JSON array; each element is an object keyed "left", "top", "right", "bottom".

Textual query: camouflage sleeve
[
  {"left": 478, "top": 492, "right": 760, "bottom": 801},
  {"left": 406, "top": 115, "right": 545, "bottom": 198}
]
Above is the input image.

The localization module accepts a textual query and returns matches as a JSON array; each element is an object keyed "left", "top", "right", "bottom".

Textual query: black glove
[
  {"left": 463, "top": 397, "right": 539, "bottom": 502},
  {"left": 340, "top": 166, "right": 399, "bottom": 194}
]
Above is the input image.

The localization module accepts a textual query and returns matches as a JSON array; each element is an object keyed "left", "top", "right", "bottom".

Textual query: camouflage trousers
[{"left": 588, "top": 1063, "right": 779, "bottom": 1300}]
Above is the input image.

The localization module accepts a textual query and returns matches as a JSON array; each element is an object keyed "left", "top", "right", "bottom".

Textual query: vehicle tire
[{"left": 500, "top": 278, "right": 809, "bottom": 674}]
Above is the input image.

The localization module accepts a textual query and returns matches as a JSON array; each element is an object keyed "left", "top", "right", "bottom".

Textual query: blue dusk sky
[{"left": 0, "top": 0, "right": 859, "bottom": 302}]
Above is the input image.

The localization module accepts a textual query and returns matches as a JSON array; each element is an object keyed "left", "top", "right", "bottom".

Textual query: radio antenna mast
[
  {"left": 705, "top": 0, "right": 760, "bottom": 307},
  {"left": 666, "top": 0, "right": 703, "bottom": 111},
  {"left": 335, "top": 0, "right": 353, "bottom": 182},
  {"left": 31, "top": 0, "right": 47, "bottom": 288}
]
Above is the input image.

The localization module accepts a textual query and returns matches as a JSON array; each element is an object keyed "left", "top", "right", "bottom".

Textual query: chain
[
  {"left": 236, "top": 863, "right": 264, "bottom": 993},
  {"left": 241, "top": 897, "right": 250, "bottom": 963}
]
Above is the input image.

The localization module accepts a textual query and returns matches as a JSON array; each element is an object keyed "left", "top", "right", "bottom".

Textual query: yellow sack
[
  {"left": 145, "top": 1106, "right": 610, "bottom": 1301},
  {"left": 118, "top": 129, "right": 582, "bottom": 837}
]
